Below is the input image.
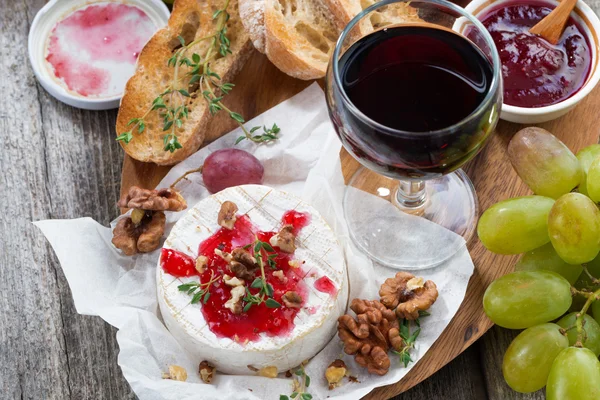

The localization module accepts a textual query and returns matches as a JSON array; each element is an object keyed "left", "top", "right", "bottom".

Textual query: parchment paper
[{"left": 34, "top": 83, "right": 474, "bottom": 400}]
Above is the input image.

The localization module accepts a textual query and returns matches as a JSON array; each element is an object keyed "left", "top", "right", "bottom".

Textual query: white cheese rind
[{"left": 157, "top": 185, "right": 348, "bottom": 375}]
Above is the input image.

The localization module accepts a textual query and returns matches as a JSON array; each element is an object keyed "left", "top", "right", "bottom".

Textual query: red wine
[{"left": 330, "top": 25, "right": 498, "bottom": 179}]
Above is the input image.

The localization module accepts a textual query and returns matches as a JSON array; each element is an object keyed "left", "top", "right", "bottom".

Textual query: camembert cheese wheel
[{"left": 157, "top": 185, "right": 348, "bottom": 374}]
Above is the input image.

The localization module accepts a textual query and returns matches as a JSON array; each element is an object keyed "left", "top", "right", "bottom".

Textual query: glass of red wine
[{"left": 325, "top": 0, "right": 502, "bottom": 269}]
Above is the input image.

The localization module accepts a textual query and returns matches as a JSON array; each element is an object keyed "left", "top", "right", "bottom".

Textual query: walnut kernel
[
  {"left": 196, "top": 256, "right": 209, "bottom": 274},
  {"left": 282, "top": 291, "right": 303, "bottom": 308},
  {"left": 273, "top": 270, "right": 288, "bottom": 283},
  {"left": 325, "top": 359, "right": 347, "bottom": 390},
  {"left": 218, "top": 201, "right": 238, "bottom": 229},
  {"left": 162, "top": 365, "right": 187, "bottom": 381},
  {"left": 224, "top": 285, "right": 245, "bottom": 314},
  {"left": 379, "top": 272, "right": 438, "bottom": 320},
  {"left": 223, "top": 274, "right": 245, "bottom": 287},
  {"left": 112, "top": 211, "right": 166, "bottom": 255},
  {"left": 199, "top": 361, "right": 215, "bottom": 383},
  {"left": 337, "top": 299, "right": 404, "bottom": 375},
  {"left": 258, "top": 366, "right": 278, "bottom": 378},
  {"left": 269, "top": 225, "right": 296, "bottom": 253},
  {"left": 118, "top": 186, "right": 186, "bottom": 212}
]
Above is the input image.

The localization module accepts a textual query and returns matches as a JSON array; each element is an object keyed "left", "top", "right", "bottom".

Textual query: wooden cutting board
[{"left": 120, "top": 49, "right": 600, "bottom": 398}]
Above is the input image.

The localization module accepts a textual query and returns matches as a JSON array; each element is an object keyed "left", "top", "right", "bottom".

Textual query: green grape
[
  {"left": 547, "top": 347, "right": 600, "bottom": 400},
  {"left": 548, "top": 193, "right": 600, "bottom": 264},
  {"left": 477, "top": 196, "right": 554, "bottom": 254},
  {"left": 483, "top": 271, "right": 572, "bottom": 329},
  {"left": 557, "top": 313, "right": 600, "bottom": 356},
  {"left": 515, "top": 242, "right": 582, "bottom": 284},
  {"left": 586, "top": 158, "right": 600, "bottom": 203},
  {"left": 576, "top": 144, "right": 600, "bottom": 196},
  {"left": 503, "top": 323, "right": 568, "bottom": 393},
  {"left": 508, "top": 127, "right": 582, "bottom": 199}
]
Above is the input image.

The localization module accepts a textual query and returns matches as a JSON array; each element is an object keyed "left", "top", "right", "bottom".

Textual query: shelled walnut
[
  {"left": 112, "top": 186, "right": 187, "bottom": 255},
  {"left": 217, "top": 201, "right": 238, "bottom": 229},
  {"left": 282, "top": 291, "right": 302, "bottom": 308},
  {"left": 112, "top": 211, "right": 166, "bottom": 255},
  {"left": 118, "top": 186, "right": 187, "bottom": 211},
  {"left": 258, "top": 366, "right": 278, "bottom": 378},
  {"left": 325, "top": 359, "right": 347, "bottom": 390},
  {"left": 199, "top": 361, "right": 215, "bottom": 383},
  {"left": 379, "top": 272, "right": 438, "bottom": 320},
  {"left": 269, "top": 224, "right": 296, "bottom": 253},
  {"left": 228, "top": 248, "right": 258, "bottom": 280},
  {"left": 224, "top": 285, "right": 245, "bottom": 314},
  {"left": 338, "top": 299, "right": 404, "bottom": 375},
  {"left": 162, "top": 365, "right": 187, "bottom": 381}
]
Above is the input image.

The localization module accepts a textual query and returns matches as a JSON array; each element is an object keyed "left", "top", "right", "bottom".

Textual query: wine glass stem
[{"left": 394, "top": 179, "right": 427, "bottom": 210}]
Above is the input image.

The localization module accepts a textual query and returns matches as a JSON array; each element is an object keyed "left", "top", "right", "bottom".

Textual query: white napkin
[{"left": 34, "top": 83, "right": 474, "bottom": 400}]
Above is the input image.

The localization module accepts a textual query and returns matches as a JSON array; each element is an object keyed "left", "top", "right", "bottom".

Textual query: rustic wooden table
[{"left": 2, "top": 0, "right": 599, "bottom": 399}]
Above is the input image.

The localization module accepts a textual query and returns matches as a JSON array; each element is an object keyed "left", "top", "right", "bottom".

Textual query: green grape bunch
[{"left": 477, "top": 126, "right": 600, "bottom": 398}]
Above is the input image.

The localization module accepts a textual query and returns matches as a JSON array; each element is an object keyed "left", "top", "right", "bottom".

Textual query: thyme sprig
[
  {"left": 280, "top": 363, "right": 312, "bottom": 400},
  {"left": 242, "top": 239, "right": 281, "bottom": 312},
  {"left": 391, "top": 310, "right": 430, "bottom": 367},
  {"left": 117, "top": 0, "right": 279, "bottom": 152},
  {"left": 177, "top": 271, "right": 219, "bottom": 304}
]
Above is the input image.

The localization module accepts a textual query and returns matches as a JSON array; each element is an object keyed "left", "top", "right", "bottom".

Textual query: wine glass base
[{"left": 344, "top": 167, "right": 478, "bottom": 270}]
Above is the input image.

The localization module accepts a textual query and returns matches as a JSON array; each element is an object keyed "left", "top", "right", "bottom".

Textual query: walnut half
[
  {"left": 218, "top": 201, "right": 238, "bottom": 229},
  {"left": 199, "top": 361, "right": 215, "bottom": 383},
  {"left": 282, "top": 291, "right": 303, "bottom": 308},
  {"left": 112, "top": 186, "right": 186, "bottom": 256},
  {"left": 112, "top": 211, "right": 166, "bottom": 255},
  {"left": 337, "top": 299, "right": 404, "bottom": 375},
  {"left": 224, "top": 285, "right": 245, "bottom": 314},
  {"left": 228, "top": 248, "right": 258, "bottom": 280},
  {"left": 118, "top": 186, "right": 187, "bottom": 212},
  {"left": 162, "top": 365, "right": 187, "bottom": 382},
  {"left": 269, "top": 225, "right": 296, "bottom": 253},
  {"left": 379, "top": 272, "right": 438, "bottom": 320},
  {"left": 325, "top": 359, "right": 347, "bottom": 390}
]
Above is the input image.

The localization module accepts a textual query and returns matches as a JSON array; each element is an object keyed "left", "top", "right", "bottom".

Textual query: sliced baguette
[
  {"left": 116, "top": 0, "right": 254, "bottom": 165},
  {"left": 239, "top": 0, "right": 267, "bottom": 52},
  {"left": 239, "top": 0, "right": 421, "bottom": 80},
  {"left": 325, "top": 0, "right": 421, "bottom": 34}
]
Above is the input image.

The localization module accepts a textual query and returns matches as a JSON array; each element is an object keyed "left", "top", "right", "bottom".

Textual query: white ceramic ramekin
[
  {"left": 28, "top": 0, "right": 170, "bottom": 110},
  {"left": 460, "top": 0, "right": 600, "bottom": 123}
]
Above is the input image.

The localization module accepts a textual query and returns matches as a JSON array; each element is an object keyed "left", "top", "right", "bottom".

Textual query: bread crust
[
  {"left": 239, "top": 0, "right": 267, "bottom": 53},
  {"left": 116, "top": 0, "right": 253, "bottom": 165},
  {"left": 258, "top": 0, "right": 421, "bottom": 80}
]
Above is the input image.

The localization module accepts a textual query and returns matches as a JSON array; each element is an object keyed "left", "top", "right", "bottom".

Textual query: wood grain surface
[{"left": 1, "top": 0, "right": 599, "bottom": 399}]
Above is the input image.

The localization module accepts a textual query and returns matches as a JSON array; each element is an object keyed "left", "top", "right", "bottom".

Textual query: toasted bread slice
[
  {"left": 239, "top": 0, "right": 267, "bottom": 52},
  {"left": 116, "top": 0, "right": 254, "bottom": 165},
  {"left": 263, "top": 0, "right": 341, "bottom": 80},
  {"left": 325, "top": 0, "right": 421, "bottom": 34},
  {"left": 240, "top": 0, "right": 420, "bottom": 80}
]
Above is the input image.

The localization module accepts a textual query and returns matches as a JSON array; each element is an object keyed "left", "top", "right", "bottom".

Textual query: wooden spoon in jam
[{"left": 530, "top": 0, "right": 578, "bottom": 44}]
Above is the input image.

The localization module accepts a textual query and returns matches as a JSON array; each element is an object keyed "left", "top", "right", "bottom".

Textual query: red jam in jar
[{"left": 479, "top": 1, "right": 592, "bottom": 107}]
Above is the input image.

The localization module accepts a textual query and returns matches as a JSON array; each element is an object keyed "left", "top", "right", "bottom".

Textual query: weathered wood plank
[
  {"left": 0, "top": 1, "right": 70, "bottom": 398},
  {"left": 0, "top": 0, "right": 133, "bottom": 399},
  {"left": 393, "top": 347, "right": 487, "bottom": 399}
]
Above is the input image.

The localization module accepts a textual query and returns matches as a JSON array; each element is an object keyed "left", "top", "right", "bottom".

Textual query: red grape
[{"left": 203, "top": 149, "right": 264, "bottom": 194}]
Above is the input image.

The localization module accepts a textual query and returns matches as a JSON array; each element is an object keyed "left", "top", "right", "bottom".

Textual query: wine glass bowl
[{"left": 325, "top": 0, "right": 502, "bottom": 269}]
